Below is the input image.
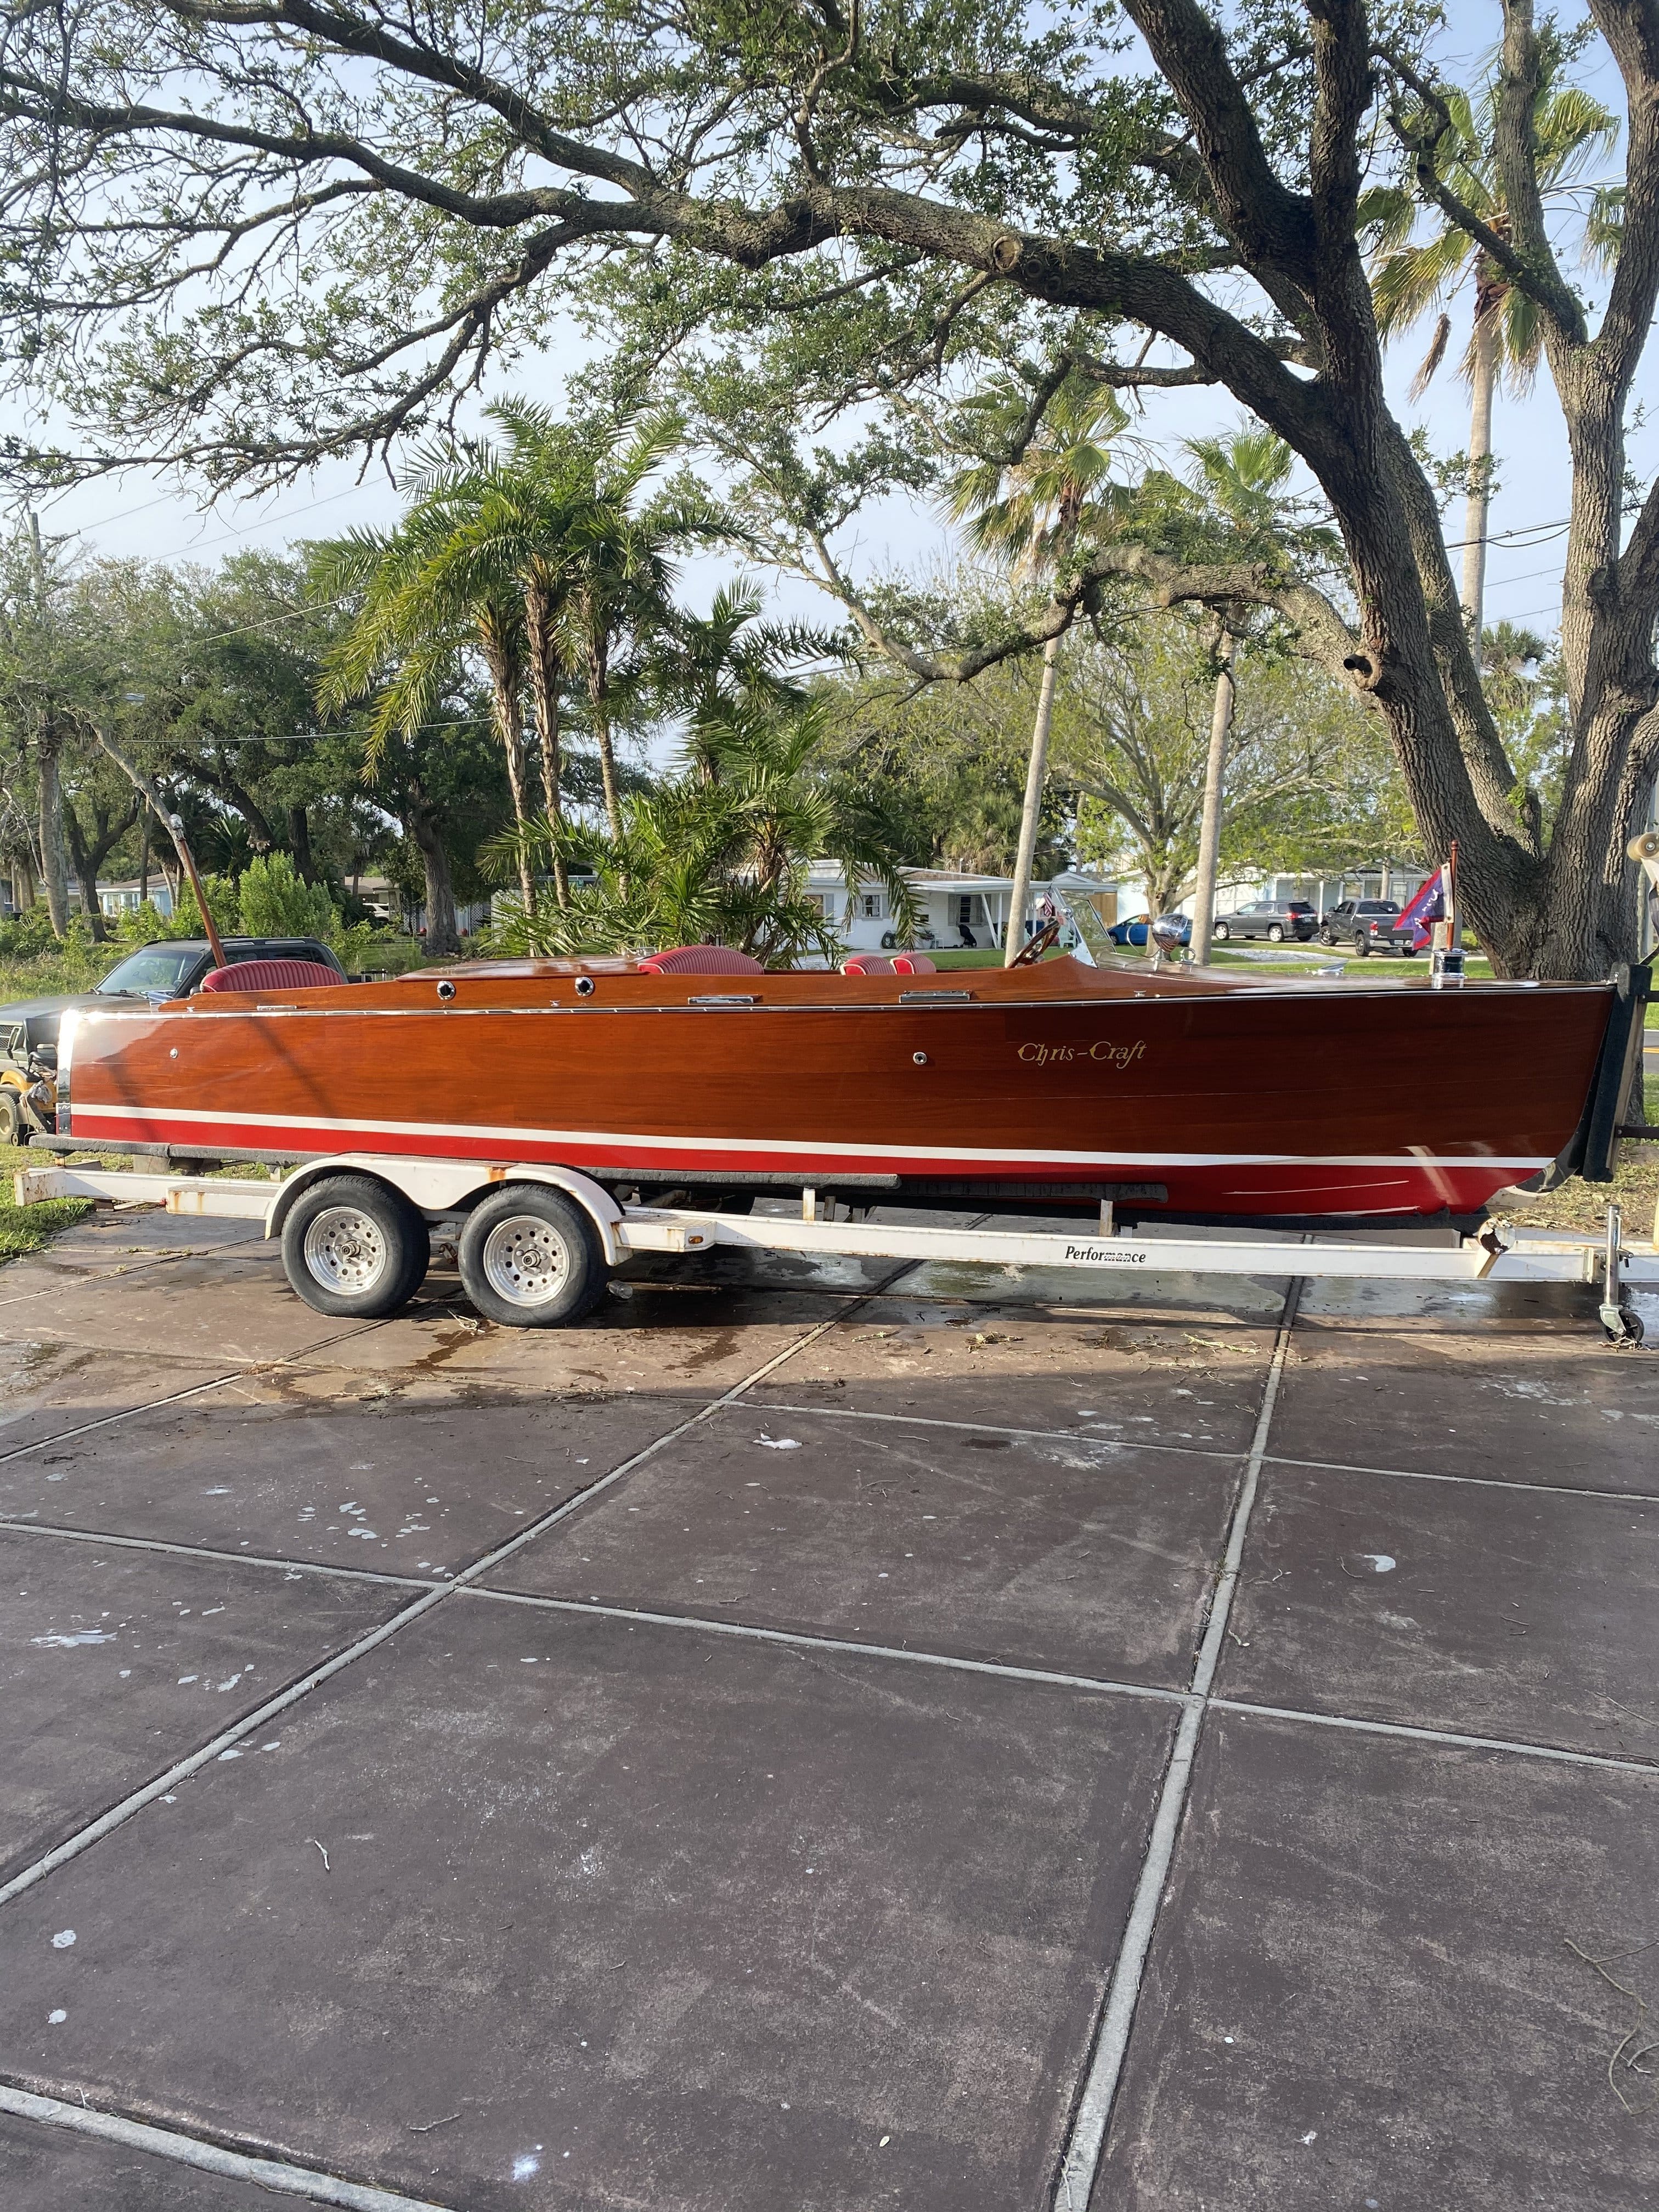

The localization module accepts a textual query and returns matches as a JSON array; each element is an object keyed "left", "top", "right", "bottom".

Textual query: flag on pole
[{"left": 1396, "top": 863, "right": 1453, "bottom": 950}]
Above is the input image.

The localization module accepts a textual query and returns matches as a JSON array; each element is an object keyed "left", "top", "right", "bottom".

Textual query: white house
[
  {"left": 805, "top": 864, "right": 1118, "bottom": 952},
  {"left": 95, "top": 876, "right": 177, "bottom": 919}
]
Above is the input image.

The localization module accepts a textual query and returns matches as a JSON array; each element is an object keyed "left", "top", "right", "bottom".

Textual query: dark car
[
  {"left": 1211, "top": 899, "right": 1318, "bottom": 945},
  {"left": 0, "top": 936, "right": 347, "bottom": 1052},
  {"left": 1317, "top": 899, "right": 1408, "bottom": 956}
]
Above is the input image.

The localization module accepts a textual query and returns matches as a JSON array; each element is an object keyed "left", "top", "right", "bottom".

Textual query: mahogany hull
[{"left": 58, "top": 958, "right": 1613, "bottom": 1222}]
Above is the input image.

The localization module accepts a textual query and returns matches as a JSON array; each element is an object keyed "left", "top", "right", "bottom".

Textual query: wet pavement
[{"left": 0, "top": 1203, "right": 1655, "bottom": 2210}]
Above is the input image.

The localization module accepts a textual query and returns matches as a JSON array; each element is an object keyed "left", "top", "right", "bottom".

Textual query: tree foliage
[
  {"left": 2, "top": 1, "right": 1656, "bottom": 974},
  {"left": 1056, "top": 617, "right": 1415, "bottom": 914},
  {"left": 488, "top": 697, "right": 917, "bottom": 962}
]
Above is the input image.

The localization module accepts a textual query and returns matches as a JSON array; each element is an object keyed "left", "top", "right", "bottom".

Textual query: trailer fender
[{"left": 264, "top": 1155, "right": 626, "bottom": 1265}]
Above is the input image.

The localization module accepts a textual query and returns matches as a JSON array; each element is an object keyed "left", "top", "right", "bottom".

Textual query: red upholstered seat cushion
[
  {"left": 890, "top": 952, "right": 936, "bottom": 973},
  {"left": 198, "top": 958, "right": 347, "bottom": 994},
  {"left": 635, "top": 945, "right": 764, "bottom": 974},
  {"left": 841, "top": 953, "right": 895, "bottom": 974}
]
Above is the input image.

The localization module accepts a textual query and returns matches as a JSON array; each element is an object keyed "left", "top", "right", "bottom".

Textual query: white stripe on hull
[{"left": 67, "top": 1102, "right": 1550, "bottom": 1173}]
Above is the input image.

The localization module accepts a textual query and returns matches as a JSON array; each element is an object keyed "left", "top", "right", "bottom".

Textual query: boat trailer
[{"left": 15, "top": 1154, "right": 1658, "bottom": 1347}]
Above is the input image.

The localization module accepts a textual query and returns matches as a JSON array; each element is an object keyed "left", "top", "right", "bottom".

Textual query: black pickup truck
[{"left": 1317, "top": 899, "right": 1414, "bottom": 956}]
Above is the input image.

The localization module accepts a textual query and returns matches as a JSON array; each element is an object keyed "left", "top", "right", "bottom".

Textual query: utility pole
[{"left": 1190, "top": 627, "right": 1234, "bottom": 968}]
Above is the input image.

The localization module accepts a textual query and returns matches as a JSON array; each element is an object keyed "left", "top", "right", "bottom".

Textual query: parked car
[
  {"left": 0, "top": 935, "right": 347, "bottom": 1053},
  {"left": 1211, "top": 899, "right": 1318, "bottom": 944},
  {"left": 1107, "top": 911, "right": 1192, "bottom": 949},
  {"left": 1317, "top": 899, "right": 1410, "bottom": 956}
]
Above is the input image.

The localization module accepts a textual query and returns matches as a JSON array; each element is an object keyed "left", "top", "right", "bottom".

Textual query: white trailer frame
[{"left": 15, "top": 1150, "right": 1657, "bottom": 1341}]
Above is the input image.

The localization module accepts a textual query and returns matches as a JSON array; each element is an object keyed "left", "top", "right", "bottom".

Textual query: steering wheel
[{"left": 1013, "top": 920, "right": 1063, "bottom": 967}]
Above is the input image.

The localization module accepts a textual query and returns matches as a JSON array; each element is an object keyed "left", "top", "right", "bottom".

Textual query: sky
[{"left": 13, "top": 2, "right": 1651, "bottom": 650}]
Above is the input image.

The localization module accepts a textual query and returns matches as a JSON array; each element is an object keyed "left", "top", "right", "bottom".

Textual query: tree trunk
[
  {"left": 1463, "top": 310, "right": 1499, "bottom": 664},
  {"left": 482, "top": 633, "right": 537, "bottom": 917},
  {"left": 1003, "top": 633, "right": 1062, "bottom": 968},
  {"left": 36, "top": 718, "right": 70, "bottom": 938},
  {"left": 524, "top": 584, "right": 569, "bottom": 907},
  {"left": 1190, "top": 630, "right": 1234, "bottom": 969},
  {"left": 409, "top": 802, "right": 459, "bottom": 958},
  {"left": 63, "top": 812, "right": 109, "bottom": 942},
  {"left": 138, "top": 812, "right": 149, "bottom": 906},
  {"left": 590, "top": 660, "right": 625, "bottom": 843},
  {"left": 191, "top": 759, "right": 278, "bottom": 851},
  {"left": 286, "top": 803, "right": 317, "bottom": 883}
]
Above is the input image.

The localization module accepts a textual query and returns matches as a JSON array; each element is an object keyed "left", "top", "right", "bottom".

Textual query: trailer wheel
[
  {"left": 458, "top": 1186, "right": 606, "bottom": 1328},
  {"left": 281, "top": 1175, "right": 430, "bottom": 1319},
  {"left": 0, "top": 1091, "right": 21, "bottom": 1145}
]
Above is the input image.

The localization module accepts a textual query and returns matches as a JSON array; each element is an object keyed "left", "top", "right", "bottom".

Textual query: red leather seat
[
  {"left": 635, "top": 945, "right": 764, "bottom": 974},
  {"left": 198, "top": 958, "right": 347, "bottom": 993},
  {"left": 842, "top": 953, "right": 895, "bottom": 974},
  {"left": 890, "top": 952, "right": 936, "bottom": 973}
]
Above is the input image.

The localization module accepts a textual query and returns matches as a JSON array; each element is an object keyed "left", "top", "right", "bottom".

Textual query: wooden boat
[{"left": 55, "top": 946, "right": 1623, "bottom": 1227}]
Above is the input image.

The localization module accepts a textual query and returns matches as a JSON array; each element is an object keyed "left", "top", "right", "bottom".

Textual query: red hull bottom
[{"left": 70, "top": 1104, "right": 1539, "bottom": 1222}]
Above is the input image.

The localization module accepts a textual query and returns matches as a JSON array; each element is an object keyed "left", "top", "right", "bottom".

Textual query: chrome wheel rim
[
  {"left": 481, "top": 1215, "right": 569, "bottom": 1307},
  {"left": 303, "top": 1206, "right": 390, "bottom": 1294}
]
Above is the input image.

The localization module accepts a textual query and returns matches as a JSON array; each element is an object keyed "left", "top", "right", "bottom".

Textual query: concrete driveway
[{"left": 0, "top": 1203, "right": 1655, "bottom": 2210}]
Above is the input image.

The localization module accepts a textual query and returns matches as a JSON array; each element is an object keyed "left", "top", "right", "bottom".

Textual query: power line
[
  {"left": 195, "top": 716, "right": 487, "bottom": 745},
  {"left": 44, "top": 476, "right": 378, "bottom": 555},
  {"left": 149, "top": 483, "right": 367, "bottom": 559}
]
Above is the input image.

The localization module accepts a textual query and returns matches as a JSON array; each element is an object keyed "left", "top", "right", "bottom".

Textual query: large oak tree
[{"left": 2, "top": 0, "right": 1656, "bottom": 976}]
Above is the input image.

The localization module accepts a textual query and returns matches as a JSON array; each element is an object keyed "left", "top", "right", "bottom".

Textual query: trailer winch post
[
  {"left": 1599, "top": 1203, "right": 1646, "bottom": 1345},
  {"left": 1581, "top": 962, "right": 1654, "bottom": 1183}
]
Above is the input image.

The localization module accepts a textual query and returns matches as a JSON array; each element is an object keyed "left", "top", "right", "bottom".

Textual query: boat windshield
[
  {"left": 95, "top": 947, "right": 203, "bottom": 998},
  {"left": 1051, "top": 890, "right": 1115, "bottom": 967}
]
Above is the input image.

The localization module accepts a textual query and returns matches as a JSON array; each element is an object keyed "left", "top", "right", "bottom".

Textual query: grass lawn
[
  {"left": 0, "top": 1180, "right": 94, "bottom": 1260},
  {"left": 0, "top": 1138, "right": 274, "bottom": 1272}
]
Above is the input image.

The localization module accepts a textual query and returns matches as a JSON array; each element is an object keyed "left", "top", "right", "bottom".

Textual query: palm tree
[
  {"left": 946, "top": 371, "right": 1129, "bottom": 964},
  {"left": 1182, "top": 430, "right": 1297, "bottom": 965},
  {"left": 555, "top": 411, "right": 725, "bottom": 841},
  {"left": 397, "top": 403, "right": 591, "bottom": 904},
  {"left": 314, "top": 507, "right": 540, "bottom": 915},
  {"left": 1363, "top": 63, "right": 1617, "bottom": 659},
  {"left": 486, "top": 696, "right": 917, "bottom": 966},
  {"left": 658, "top": 579, "right": 832, "bottom": 782}
]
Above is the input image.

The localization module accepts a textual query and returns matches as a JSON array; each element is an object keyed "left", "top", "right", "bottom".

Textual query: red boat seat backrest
[
  {"left": 198, "top": 958, "right": 347, "bottom": 994},
  {"left": 890, "top": 952, "right": 936, "bottom": 973},
  {"left": 635, "top": 945, "right": 764, "bottom": 975},
  {"left": 842, "top": 953, "right": 894, "bottom": 975}
]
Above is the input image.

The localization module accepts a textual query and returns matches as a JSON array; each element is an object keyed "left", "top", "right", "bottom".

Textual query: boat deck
[{"left": 1, "top": 1204, "right": 1655, "bottom": 2210}]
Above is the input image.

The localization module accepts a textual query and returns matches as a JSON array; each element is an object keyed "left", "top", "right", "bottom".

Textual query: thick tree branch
[
  {"left": 1121, "top": 0, "right": 1317, "bottom": 279},
  {"left": 1584, "top": 0, "right": 1659, "bottom": 387},
  {"left": 1380, "top": 46, "right": 1589, "bottom": 343}
]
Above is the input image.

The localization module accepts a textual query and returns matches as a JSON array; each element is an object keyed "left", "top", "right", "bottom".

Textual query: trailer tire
[
  {"left": 459, "top": 1186, "right": 606, "bottom": 1328},
  {"left": 281, "top": 1174, "right": 430, "bottom": 1318},
  {"left": 0, "top": 1091, "right": 20, "bottom": 1145}
]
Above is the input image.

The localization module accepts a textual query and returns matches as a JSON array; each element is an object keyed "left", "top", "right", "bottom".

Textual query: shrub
[{"left": 237, "top": 853, "right": 340, "bottom": 940}]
